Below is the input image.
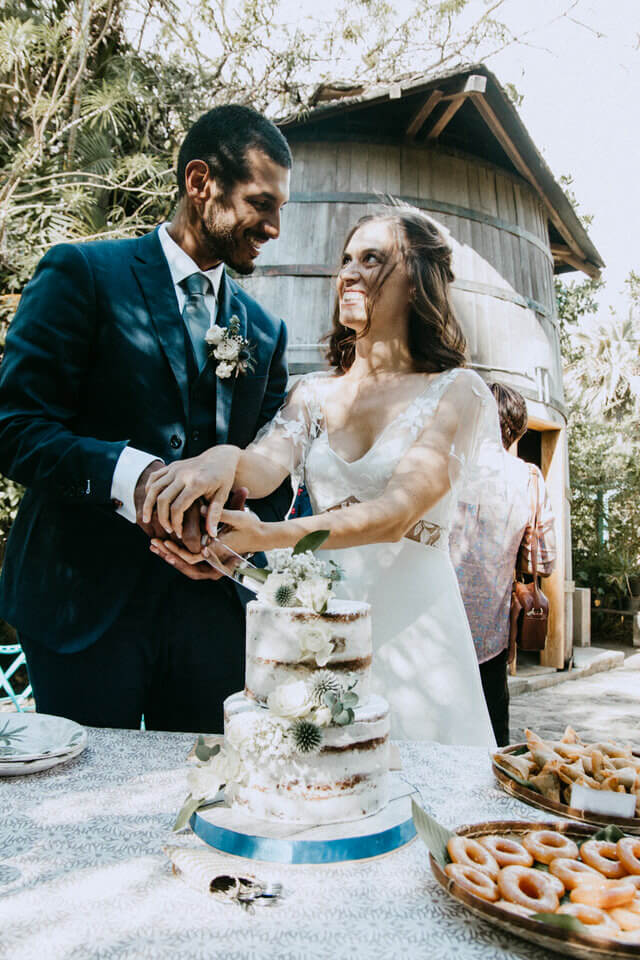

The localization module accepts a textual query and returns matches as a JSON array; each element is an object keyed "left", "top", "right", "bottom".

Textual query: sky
[{"left": 485, "top": 0, "right": 639, "bottom": 318}]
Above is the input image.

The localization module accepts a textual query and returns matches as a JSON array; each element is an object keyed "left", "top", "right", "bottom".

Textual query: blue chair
[{"left": 0, "top": 643, "right": 32, "bottom": 711}]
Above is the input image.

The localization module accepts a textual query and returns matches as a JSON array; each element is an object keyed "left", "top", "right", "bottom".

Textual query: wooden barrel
[{"left": 240, "top": 140, "right": 564, "bottom": 414}]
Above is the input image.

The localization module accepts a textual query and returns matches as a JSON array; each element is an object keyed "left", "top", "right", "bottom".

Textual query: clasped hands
[{"left": 134, "top": 449, "right": 266, "bottom": 582}]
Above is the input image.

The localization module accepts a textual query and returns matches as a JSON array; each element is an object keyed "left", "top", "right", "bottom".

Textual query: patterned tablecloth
[{"left": 0, "top": 728, "right": 563, "bottom": 960}]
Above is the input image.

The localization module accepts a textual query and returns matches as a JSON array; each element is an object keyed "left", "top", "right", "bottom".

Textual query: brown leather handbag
[{"left": 510, "top": 471, "right": 550, "bottom": 653}]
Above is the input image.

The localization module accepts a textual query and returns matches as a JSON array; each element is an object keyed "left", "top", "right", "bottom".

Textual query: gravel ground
[{"left": 510, "top": 663, "right": 640, "bottom": 745}]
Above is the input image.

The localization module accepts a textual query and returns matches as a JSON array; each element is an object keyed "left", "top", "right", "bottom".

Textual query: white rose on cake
[
  {"left": 187, "top": 763, "right": 219, "bottom": 800},
  {"left": 268, "top": 680, "right": 314, "bottom": 719},
  {"left": 296, "top": 575, "right": 332, "bottom": 613},
  {"left": 298, "top": 624, "right": 334, "bottom": 666}
]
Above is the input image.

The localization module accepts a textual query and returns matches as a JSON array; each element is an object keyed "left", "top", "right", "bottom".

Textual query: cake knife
[{"left": 202, "top": 538, "right": 263, "bottom": 595}]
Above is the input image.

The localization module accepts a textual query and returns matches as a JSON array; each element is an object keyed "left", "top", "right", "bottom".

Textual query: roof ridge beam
[{"left": 471, "top": 93, "right": 597, "bottom": 275}]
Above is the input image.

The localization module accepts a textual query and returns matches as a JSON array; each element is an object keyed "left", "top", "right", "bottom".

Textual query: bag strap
[{"left": 527, "top": 465, "right": 543, "bottom": 605}]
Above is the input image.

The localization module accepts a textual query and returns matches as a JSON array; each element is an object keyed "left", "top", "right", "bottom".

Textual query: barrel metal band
[
  {"left": 249, "top": 265, "right": 553, "bottom": 321},
  {"left": 288, "top": 191, "right": 553, "bottom": 264}
]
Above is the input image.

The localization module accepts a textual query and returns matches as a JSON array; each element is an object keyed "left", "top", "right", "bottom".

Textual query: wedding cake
[{"left": 200, "top": 540, "right": 391, "bottom": 825}]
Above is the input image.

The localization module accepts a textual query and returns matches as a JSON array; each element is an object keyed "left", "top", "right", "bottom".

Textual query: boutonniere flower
[{"left": 205, "top": 315, "right": 255, "bottom": 379}]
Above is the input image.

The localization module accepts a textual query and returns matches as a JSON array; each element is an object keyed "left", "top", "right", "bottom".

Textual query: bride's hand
[
  {"left": 208, "top": 508, "right": 272, "bottom": 558},
  {"left": 142, "top": 445, "right": 241, "bottom": 538}
]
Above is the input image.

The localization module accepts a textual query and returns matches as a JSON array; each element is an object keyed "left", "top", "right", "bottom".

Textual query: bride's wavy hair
[{"left": 325, "top": 208, "right": 468, "bottom": 373}]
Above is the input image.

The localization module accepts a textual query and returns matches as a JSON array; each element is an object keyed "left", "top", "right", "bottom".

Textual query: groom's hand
[
  {"left": 135, "top": 461, "right": 203, "bottom": 553},
  {"left": 135, "top": 460, "right": 167, "bottom": 539},
  {"left": 149, "top": 487, "right": 249, "bottom": 581}
]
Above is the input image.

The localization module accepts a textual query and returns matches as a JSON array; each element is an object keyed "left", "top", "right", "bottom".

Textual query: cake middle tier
[
  {"left": 223, "top": 691, "right": 390, "bottom": 824},
  {"left": 245, "top": 599, "right": 372, "bottom": 704}
]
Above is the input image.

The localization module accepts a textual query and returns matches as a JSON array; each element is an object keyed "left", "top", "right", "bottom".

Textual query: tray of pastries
[
  {"left": 428, "top": 817, "right": 640, "bottom": 958},
  {"left": 492, "top": 727, "right": 640, "bottom": 835}
]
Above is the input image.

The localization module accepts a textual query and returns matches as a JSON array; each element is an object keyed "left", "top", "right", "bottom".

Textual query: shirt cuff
[{"left": 111, "top": 446, "right": 162, "bottom": 524}]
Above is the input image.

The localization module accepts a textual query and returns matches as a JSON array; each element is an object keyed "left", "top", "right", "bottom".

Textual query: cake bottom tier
[{"left": 223, "top": 692, "right": 390, "bottom": 825}]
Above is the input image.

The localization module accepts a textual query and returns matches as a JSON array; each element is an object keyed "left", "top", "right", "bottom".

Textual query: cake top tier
[{"left": 246, "top": 598, "right": 370, "bottom": 621}]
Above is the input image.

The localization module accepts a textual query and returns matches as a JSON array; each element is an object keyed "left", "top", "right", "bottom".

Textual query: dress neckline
[{"left": 316, "top": 368, "right": 460, "bottom": 466}]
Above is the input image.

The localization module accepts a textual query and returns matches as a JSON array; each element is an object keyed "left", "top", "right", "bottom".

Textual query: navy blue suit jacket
[{"left": 0, "top": 228, "right": 289, "bottom": 652}]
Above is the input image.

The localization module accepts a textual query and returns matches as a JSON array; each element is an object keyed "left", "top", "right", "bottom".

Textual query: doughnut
[
  {"left": 571, "top": 879, "right": 636, "bottom": 909},
  {"left": 495, "top": 899, "right": 534, "bottom": 918},
  {"left": 557, "top": 903, "right": 619, "bottom": 937},
  {"left": 445, "top": 863, "right": 499, "bottom": 901},
  {"left": 497, "top": 865, "right": 559, "bottom": 913},
  {"left": 478, "top": 835, "right": 533, "bottom": 868},
  {"left": 580, "top": 840, "right": 627, "bottom": 879},
  {"left": 522, "top": 830, "right": 579, "bottom": 864},
  {"left": 542, "top": 871, "right": 566, "bottom": 898},
  {"left": 549, "top": 857, "right": 603, "bottom": 890},
  {"left": 618, "top": 837, "right": 640, "bottom": 876},
  {"left": 609, "top": 905, "right": 640, "bottom": 931},
  {"left": 447, "top": 837, "right": 499, "bottom": 878}
]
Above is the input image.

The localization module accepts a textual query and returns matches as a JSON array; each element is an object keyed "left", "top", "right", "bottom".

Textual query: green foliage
[{"left": 558, "top": 271, "right": 640, "bottom": 614}]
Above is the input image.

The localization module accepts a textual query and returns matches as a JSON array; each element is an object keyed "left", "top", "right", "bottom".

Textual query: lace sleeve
[
  {"left": 248, "top": 375, "right": 321, "bottom": 479},
  {"left": 405, "top": 369, "right": 508, "bottom": 535}
]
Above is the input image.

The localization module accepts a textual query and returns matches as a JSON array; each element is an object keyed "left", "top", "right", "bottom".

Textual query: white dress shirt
[{"left": 110, "top": 223, "right": 225, "bottom": 523}]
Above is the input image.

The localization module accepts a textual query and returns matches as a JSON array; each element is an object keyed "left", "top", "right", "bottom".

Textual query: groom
[{"left": 0, "top": 105, "right": 292, "bottom": 732}]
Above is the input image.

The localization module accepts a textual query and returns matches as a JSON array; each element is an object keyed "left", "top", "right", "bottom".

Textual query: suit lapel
[
  {"left": 214, "top": 271, "right": 248, "bottom": 444},
  {"left": 131, "top": 229, "right": 189, "bottom": 420}
]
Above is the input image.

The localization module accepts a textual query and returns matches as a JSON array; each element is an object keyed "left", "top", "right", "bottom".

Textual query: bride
[{"left": 145, "top": 208, "right": 503, "bottom": 747}]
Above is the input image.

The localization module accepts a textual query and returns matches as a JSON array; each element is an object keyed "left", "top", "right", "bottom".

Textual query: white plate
[
  {"left": 0, "top": 738, "right": 87, "bottom": 776},
  {"left": 0, "top": 713, "right": 87, "bottom": 762}
]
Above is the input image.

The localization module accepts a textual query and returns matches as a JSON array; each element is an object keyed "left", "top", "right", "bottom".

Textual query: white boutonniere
[{"left": 205, "top": 315, "right": 254, "bottom": 379}]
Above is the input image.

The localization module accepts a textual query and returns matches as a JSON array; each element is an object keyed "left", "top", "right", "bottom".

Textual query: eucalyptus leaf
[
  {"left": 334, "top": 709, "right": 351, "bottom": 725},
  {"left": 324, "top": 691, "right": 338, "bottom": 707},
  {"left": 592, "top": 824, "right": 626, "bottom": 843},
  {"left": 194, "top": 739, "right": 221, "bottom": 762},
  {"left": 331, "top": 700, "right": 343, "bottom": 718},
  {"left": 411, "top": 799, "right": 452, "bottom": 869},
  {"left": 342, "top": 692, "right": 359, "bottom": 707},
  {"left": 532, "top": 913, "right": 588, "bottom": 935},
  {"left": 172, "top": 794, "right": 201, "bottom": 833},
  {"left": 292, "top": 530, "right": 330, "bottom": 555}
]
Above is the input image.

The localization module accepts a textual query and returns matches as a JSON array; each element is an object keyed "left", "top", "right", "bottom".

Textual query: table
[{"left": 0, "top": 728, "right": 562, "bottom": 960}]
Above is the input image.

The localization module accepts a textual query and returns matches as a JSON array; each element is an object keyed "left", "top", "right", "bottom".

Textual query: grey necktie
[{"left": 181, "top": 273, "right": 213, "bottom": 372}]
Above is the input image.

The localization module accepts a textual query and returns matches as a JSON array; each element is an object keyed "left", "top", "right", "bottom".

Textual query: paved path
[{"left": 510, "top": 663, "right": 640, "bottom": 744}]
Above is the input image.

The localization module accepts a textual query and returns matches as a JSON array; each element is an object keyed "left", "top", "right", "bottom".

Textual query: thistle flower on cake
[
  {"left": 258, "top": 571, "right": 297, "bottom": 608},
  {"left": 290, "top": 718, "right": 323, "bottom": 754},
  {"left": 310, "top": 670, "right": 343, "bottom": 706},
  {"left": 267, "top": 680, "right": 314, "bottom": 719}
]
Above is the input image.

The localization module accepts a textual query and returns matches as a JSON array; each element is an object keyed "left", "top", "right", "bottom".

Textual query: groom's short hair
[{"left": 177, "top": 105, "right": 292, "bottom": 197}]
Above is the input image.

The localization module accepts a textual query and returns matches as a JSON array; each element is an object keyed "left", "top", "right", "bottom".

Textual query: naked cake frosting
[{"left": 179, "top": 537, "right": 390, "bottom": 827}]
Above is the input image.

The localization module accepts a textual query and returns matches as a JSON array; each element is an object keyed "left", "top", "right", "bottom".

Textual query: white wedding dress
[{"left": 250, "top": 367, "right": 504, "bottom": 748}]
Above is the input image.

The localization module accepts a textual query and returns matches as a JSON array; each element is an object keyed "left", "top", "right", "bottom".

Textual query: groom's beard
[{"left": 199, "top": 210, "right": 264, "bottom": 276}]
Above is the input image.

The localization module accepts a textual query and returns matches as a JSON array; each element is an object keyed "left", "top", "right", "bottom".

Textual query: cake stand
[{"left": 190, "top": 773, "right": 416, "bottom": 864}]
